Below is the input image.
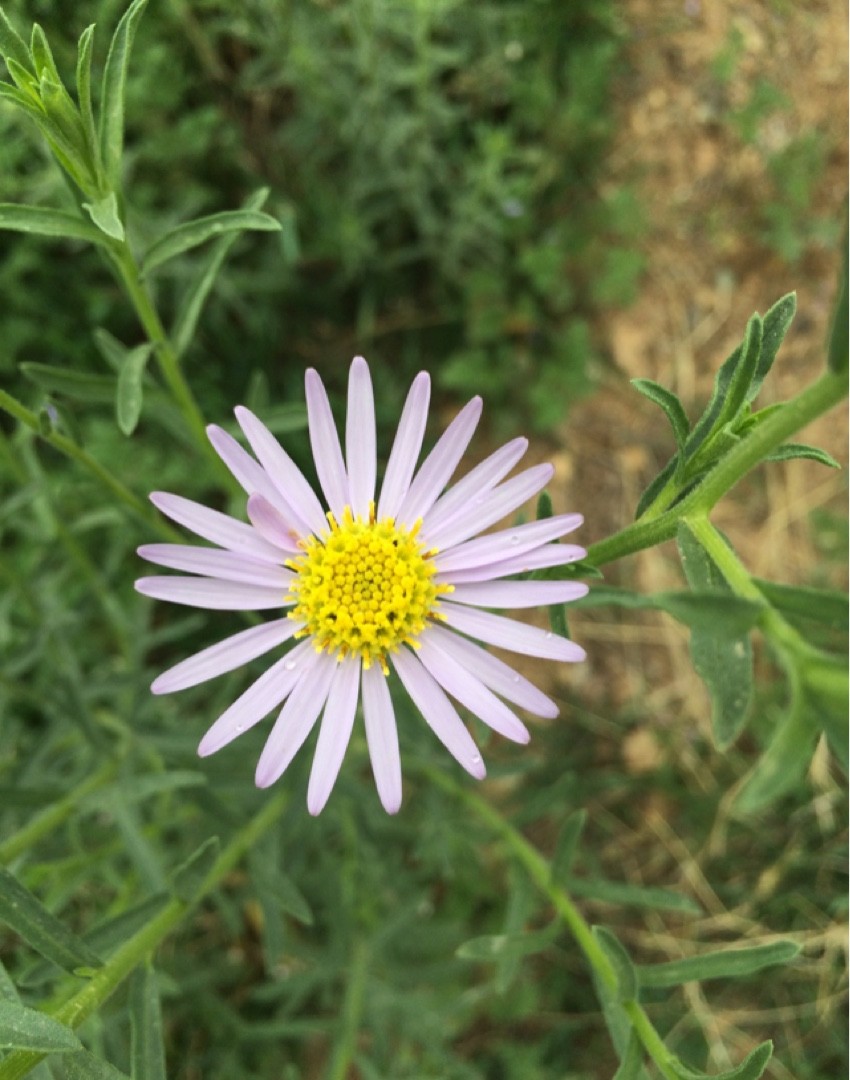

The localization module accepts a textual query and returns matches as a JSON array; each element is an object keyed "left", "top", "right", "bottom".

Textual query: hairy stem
[{"left": 586, "top": 368, "right": 848, "bottom": 567}]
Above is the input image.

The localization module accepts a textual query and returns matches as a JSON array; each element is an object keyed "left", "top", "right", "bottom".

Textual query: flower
[{"left": 136, "top": 358, "right": 587, "bottom": 814}]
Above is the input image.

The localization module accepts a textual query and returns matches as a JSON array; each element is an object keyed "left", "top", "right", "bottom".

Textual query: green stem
[
  {"left": 107, "top": 245, "right": 210, "bottom": 453},
  {"left": 424, "top": 769, "right": 680, "bottom": 1078},
  {"left": 0, "top": 789, "right": 290, "bottom": 1080},
  {"left": 325, "top": 940, "right": 370, "bottom": 1080},
  {"left": 0, "top": 759, "right": 121, "bottom": 865},
  {"left": 0, "top": 388, "right": 178, "bottom": 542},
  {"left": 586, "top": 368, "right": 848, "bottom": 568}
]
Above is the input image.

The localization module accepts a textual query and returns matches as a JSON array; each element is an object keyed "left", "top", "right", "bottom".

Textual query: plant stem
[
  {"left": 107, "top": 245, "right": 210, "bottom": 452},
  {"left": 0, "top": 789, "right": 290, "bottom": 1080},
  {"left": 0, "top": 388, "right": 178, "bottom": 541},
  {"left": 325, "top": 939, "right": 370, "bottom": 1080},
  {"left": 425, "top": 769, "right": 681, "bottom": 1079},
  {"left": 586, "top": 368, "right": 848, "bottom": 568}
]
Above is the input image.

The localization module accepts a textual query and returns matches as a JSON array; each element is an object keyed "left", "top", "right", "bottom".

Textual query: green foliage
[{"left": 0, "top": 4, "right": 845, "bottom": 1080}]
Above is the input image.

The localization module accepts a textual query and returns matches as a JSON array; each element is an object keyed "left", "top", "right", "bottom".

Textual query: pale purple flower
[{"left": 136, "top": 358, "right": 587, "bottom": 814}]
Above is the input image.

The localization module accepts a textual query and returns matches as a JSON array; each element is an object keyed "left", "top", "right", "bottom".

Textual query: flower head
[{"left": 136, "top": 358, "right": 587, "bottom": 814}]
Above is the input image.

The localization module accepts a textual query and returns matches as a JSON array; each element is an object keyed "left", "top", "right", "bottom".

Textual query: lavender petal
[
  {"left": 345, "top": 357, "right": 376, "bottom": 518},
  {"left": 152, "top": 618, "right": 299, "bottom": 694},
  {"left": 305, "top": 369, "right": 349, "bottom": 521},
  {"left": 307, "top": 657, "right": 362, "bottom": 814},
  {"left": 441, "top": 601, "right": 586, "bottom": 662}
]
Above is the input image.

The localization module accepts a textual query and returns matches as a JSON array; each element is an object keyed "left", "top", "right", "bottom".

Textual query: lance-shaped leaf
[
  {"left": 171, "top": 837, "right": 220, "bottom": 903},
  {"left": 0, "top": 1000, "right": 82, "bottom": 1052},
  {"left": 551, "top": 809, "right": 587, "bottom": 886},
  {"left": 99, "top": 0, "right": 149, "bottom": 185},
  {"left": 75, "top": 24, "right": 97, "bottom": 160},
  {"left": 763, "top": 443, "right": 840, "bottom": 468},
  {"left": 130, "top": 963, "right": 167, "bottom": 1080},
  {"left": 0, "top": 7, "right": 31, "bottom": 72},
  {"left": 141, "top": 208, "right": 281, "bottom": 275},
  {"left": 565, "top": 877, "right": 700, "bottom": 914},
  {"left": 30, "top": 24, "right": 61, "bottom": 82},
  {"left": 0, "top": 866, "right": 102, "bottom": 975},
  {"left": 631, "top": 378, "right": 690, "bottom": 459},
  {"left": 635, "top": 455, "right": 677, "bottom": 519},
  {"left": 116, "top": 343, "right": 153, "bottom": 435},
  {"left": 637, "top": 940, "right": 800, "bottom": 989},
  {"left": 21, "top": 363, "right": 117, "bottom": 402},
  {"left": 0, "top": 203, "right": 106, "bottom": 245},
  {"left": 671, "top": 1041, "right": 773, "bottom": 1080},
  {"left": 827, "top": 237, "right": 847, "bottom": 374},
  {"left": 734, "top": 686, "right": 820, "bottom": 813},
  {"left": 457, "top": 921, "right": 560, "bottom": 962},
  {"left": 593, "top": 926, "right": 637, "bottom": 1003},
  {"left": 677, "top": 523, "right": 754, "bottom": 748},
  {"left": 64, "top": 1050, "right": 133, "bottom": 1079},
  {"left": 171, "top": 188, "right": 271, "bottom": 357},
  {"left": 83, "top": 191, "right": 124, "bottom": 241},
  {"left": 746, "top": 292, "right": 796, "bottom": 401},
  {"left": 753, "top": 579, "right": 848, "bottom": 631},
  {"left": 613, "top": 1030, "right": 644, "bottom": 1080}
]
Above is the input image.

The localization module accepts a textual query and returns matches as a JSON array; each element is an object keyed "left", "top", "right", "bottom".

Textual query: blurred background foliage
[
  {"left": 0, "top": 0, "right": 640, "bottom": 430},
  {"left": 0, "top": 1, "right": 846, "bottom": 1078}
]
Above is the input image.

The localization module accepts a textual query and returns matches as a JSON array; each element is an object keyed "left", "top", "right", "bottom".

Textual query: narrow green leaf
[
  {"left": 827, "top": 234, "right": 847, "bottom": 374},
  {"left": 638, "top": 940, "right": 800, "bottom": 989},
  {"left": 551, "top": 809, "right": 587, "bottom": 886},
  {"left": 0, "top": 203, "right": 105, "bottom": 245},
  {"left": 39, "top": 74, "right": 87, "bottom": 155},
  {"left": 116, "top": 343, "right": 153, "bottom": 435},
  {"left": 763, "top": 442, "right": 840, "bottom": 468},
  {"left": 671, "top": 1041, "right": 773, "bottom": 1080},
  {"left": 63, "top": 1049, "right": 133, "bottom": 1080},
  {"left": 754, "top": 579, "right": 848, "bottom": 631},
  {"left": 3, "top": 55, "right": 39, "bottom": 96},
  {"left": 129, "top": 963, "right": 166, "bottom": 1080},
  {"left": 613, "top": 1030, "right": 644, "bottom": 1080},
  {"left": 734, "top": 689, "right": 819, "bottom": 813},
  {"left": 21, "top": 896, "right": 172, "bottom": 990},
  {"left": 142, "top": 209, "right": 281, "bottom": 275},
  {"left": 652, "top": 593, "right": 764, "bottom": 635},
  {"left": 0, "top": 866, "right": 102, "bottom": 975},
  {"left": 171, "top": 837, "right": 220, "bottom": 903},
  {"left": 0, "top": 8, "right": 32, "bottom": 73},
  {"left": 171, "top": 188, "right": 270, "bottom": 358},
  {"left": 21, "top": 362, "right": 116, "bottom": 402},
  {"left": 631, "top": 378, "right": 690, "bottom": 456},
  {"left": 593, "top": 926, "right": 637, "bottom": 1003},
  {"left": 0, "top": 1000, "right": 82, "bottom": 1052},
  {"left": 265, "top": 869, "right": 314, "bottom": 927},
  {"left": 83, "top": 192, "right": 124, "bottom": 241},
  {"left": 75, "top": 25, "right": 97, "bottom": 159},
  {"left": 93, "top": 327, "right": 129, "bottom": 372},
  {"left": 635, "top": 455, "right": 677, "bottom": 519},
  {"left": 85, "top": 771, "right": 207, "bottom": 809},
  {"left": 535, "top": 490, "right": 569, "bottom": 635},
  {"left": 747, "top": 292, "right": 796, "bottom": 400},
  {"left": 30, "top": 25, "right": 60, "bottom": 82},
  {"left": 683, "top": 342, "right": 743, "bottom": 460},
  {"left": 457, "top": 921, "right": 560, "bottom": 962},
  {"left": 677, "top": 523, "right": 754, "bottom": 747},
  {"left": 565, "top": 877, "right": 701, "bottom": 914},
  {"left": 99, "top": 0, "right": 149, "bottom": 185},
  {"left": 721, "top": 312, "right": 762, "bottom": 428}
]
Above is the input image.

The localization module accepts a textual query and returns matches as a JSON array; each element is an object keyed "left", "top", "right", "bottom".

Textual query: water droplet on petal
[
  {"left": 236, "top": 723, "right": 245, "bottom": 733},
  {"left": 512, "top": 674, "right": 521, "bottom": 683},
  {"left": 544, "top": 632, "right": 553, "bottom": 640},
  {"left": 510, "top": 535, "right": 520, "bottom": 546},
  {"left": 470, "top": 753, "right": 482, "bottom": 767},
  {"left": 284, "top": 657, "right": 297, "bottom": 670}
]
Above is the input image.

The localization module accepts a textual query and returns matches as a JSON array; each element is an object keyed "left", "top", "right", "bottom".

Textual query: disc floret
[{"left": 288, "top": 506, "right": 450, "bottom": 670}]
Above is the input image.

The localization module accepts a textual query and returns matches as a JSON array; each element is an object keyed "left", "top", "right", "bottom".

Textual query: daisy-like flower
[{"left": 136, "top": 358, "right": 587, "bottom": 814}]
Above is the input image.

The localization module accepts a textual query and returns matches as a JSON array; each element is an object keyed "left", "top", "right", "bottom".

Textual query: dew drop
[
  {"left": 284, "top": 657, "right": 298, "bottom": 670},
  {"left": 236, "top": 723, "right": 245, "bottom": 733},
  {"left": 512, "top": 674, "right": 521, "bottom": 683},
  {"left": 510, "top": 534, "right": 520, "bottom": 546},
  {"left": 544, "top": 632, "right": 553, "bottom": 640},
  {"left": 470, "top": 753, "right": 482, "bottom": 767}
]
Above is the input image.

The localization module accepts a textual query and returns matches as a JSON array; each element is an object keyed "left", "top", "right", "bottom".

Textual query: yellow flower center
[{"left": 287, "top": 505, "right": 451, "bottom": 671}]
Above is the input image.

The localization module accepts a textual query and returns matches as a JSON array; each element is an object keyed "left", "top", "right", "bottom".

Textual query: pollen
[{"left": 287, "top": 505, "right": 451, "bottom": 671}]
